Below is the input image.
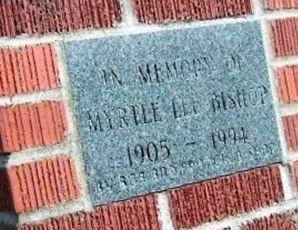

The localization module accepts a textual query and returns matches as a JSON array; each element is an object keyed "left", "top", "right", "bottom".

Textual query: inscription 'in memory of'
[{"left": 65, "top": 22, "right": 282, "bottom": 206}]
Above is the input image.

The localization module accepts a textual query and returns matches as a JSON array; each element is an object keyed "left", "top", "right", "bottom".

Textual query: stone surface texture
[{"left": 65, "top": 21, "right": 282, "bottom": 206}]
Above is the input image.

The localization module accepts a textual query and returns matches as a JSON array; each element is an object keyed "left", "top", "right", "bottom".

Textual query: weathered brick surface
[
  {"left": 265, "top": 0, "right": 298, "bottom": 10},
  {"left": 271, "top": 18, "right": 298, "bottom": 57},
  {"left": 283, "top": 114, "right": 298, "bottom": 151},
  {"left": 0, "top": 156, "right": 79, "bottom": 213},
  {"left": 276, "top": 65, "right": 298, "bottom": 104},
  {"left": 0, "top": 101, "right": 67, "bottom": 153},
  {"left": 241, "top": 210, "right": 298, "bottom": 230},
  {"left": 134, "top": 0, "right": 252, "bottom": 23},
  {"left": 291, "top": 161, "right": 298, "bottom": 192},
  {"left": 17, "top": 195, "right": 159, "bottom": 230},
  {"left": 0, "top": 0, "right": 121, "bottom": 37},
  {"left": 0, "top": 44, "right": 60, "bottom": 97},
  {"left": 168, "top": 165, "right": 283, "bottom": 229}
]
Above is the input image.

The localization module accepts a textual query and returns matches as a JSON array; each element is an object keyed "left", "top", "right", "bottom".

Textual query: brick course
[
  {"left": 17, "top": 195, "right": 159, "bottom": 230},
  {"left": 265, "top": 0, "right": 298, "bottom": 10},
  {"left": 283, "top": 114, "right": 298, "bottom": 152},
  {"left": 291, "top": 161, "right": 298, "bottom": 193},
  {"left": 168, "top": 165, "right": 283, "bottom": 229},
  {"left": 0, "top": 44, "right": 60, "bottom": 97},
  {"left": 0, "top": 0, "right": 121, "bottom": 37},
  {"left": 271, "top": 18, "right": 298, "bottom": 57},
  {"left": 0, "top": 156, "right": 79, "bottom": 213},
  {"left": 0, "top": 101, "right": 67, "bottom": 153},
  {"left": 276, "top": 65, "right": 298, "bottom": 104},
  {"left": 134, "top": 0, "right": 252, "bottom": 23}
]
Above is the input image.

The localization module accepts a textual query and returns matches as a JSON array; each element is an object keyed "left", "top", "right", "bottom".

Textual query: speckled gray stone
[{"left": 64, "top": 21, "right": 282, "bottom": 206}]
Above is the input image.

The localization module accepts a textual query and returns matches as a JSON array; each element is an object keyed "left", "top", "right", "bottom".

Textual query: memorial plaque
[{"left": 65, "top": 21, "right": 283, "bottom": 206}]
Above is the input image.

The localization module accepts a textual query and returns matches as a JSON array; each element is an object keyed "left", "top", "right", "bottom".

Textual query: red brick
[
  {"left": 0, "top": 0, "right": 121, "bottom": 37},
  {"left": 291, "top": 161, "right": 298, "bottom": 192},
  {"left": 0, "top": 101, "right": 67, "bottom": 153},
  {"left": 134, "top": 0, "right": 252, "bottom": 24},
  {"left": 271, "top": 18, "right": 298, "bottom": 57},
  {"left": 265, "top": 0, "right": 298, "bottom": 10},
  {"left": 283, "top": 114, "right": 298, "bottom": 151},
  {"left": 168, "top": 165, "right": 283, "bottom": 229},
  {"left": 17, "top": 195, "right": 159, "bottom": 229},
  {"left": 0, "top": 44, "right": 60, "bottom": 97},
  {"left": 241, "top": 210, "right": 298, "bottom": 230},
  {"left": 0, "top": 155, "right": 79, "bottom": 213},
  {"left": 276, "top": 65, "right": 298, "bottom": 104}
]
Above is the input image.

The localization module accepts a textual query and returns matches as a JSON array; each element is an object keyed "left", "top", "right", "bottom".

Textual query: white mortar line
[
  {"left": 156, "top": 193, "right": 175, "bottom": 230},
  {"left": 0, "top": 34, "right": 62, "bottom": 49},
  {"left": 286, "top": 153, "right": 298, "bottom": 162},
  {"left": 264, "top": 8, "right": 298, "bottom": 19},
  {"left": 280, "top": 165, "right": 295, "bottom": 200},
  {"left": 280, "top": 103, "right": 298, "bottom": 116},
  {"left": 0, "top": 142, "right": 70, "bottom": 168},
  {"left": 119, "top": 0, "right": 138, "bottom": 26},
  {"left": 54, "top": 41, "right": 93, "bottom": 209},
  {"left": 0, "top": 89, "right": 62, "bottom": 107},
  {"left": 252, "top": 0, "right": 264, "bottom": 16},
  {"left": 272, "top": 55, "right": 298, "bottom": 67},
  {"left": 18, "top": 198, "right": 90, "bottom": 225}
]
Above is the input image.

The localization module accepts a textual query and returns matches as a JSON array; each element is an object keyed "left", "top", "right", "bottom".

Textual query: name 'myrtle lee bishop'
[{"left": 87, "top": 97, "right": 199, "bottom": 133}]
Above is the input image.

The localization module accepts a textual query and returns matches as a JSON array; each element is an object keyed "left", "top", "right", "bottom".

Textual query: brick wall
[{"left": 0, "top": 0, "right": 297, "bottom": 229}]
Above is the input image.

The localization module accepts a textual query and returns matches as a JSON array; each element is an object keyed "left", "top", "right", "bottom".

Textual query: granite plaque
[{"left": 65, "top": 21, "right": 282, "bottom": 206}]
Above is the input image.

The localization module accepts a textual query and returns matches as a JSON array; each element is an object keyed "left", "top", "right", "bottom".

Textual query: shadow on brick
[{"left": 0, "top": 153, "right": 19, "bottom": 229}]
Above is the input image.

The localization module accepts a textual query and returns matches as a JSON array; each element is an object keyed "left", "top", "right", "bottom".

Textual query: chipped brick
[
  {"left": 276, "top": 65, "right": 298, "bottom": 104},
  {"left": 271, "top": 18, "right": 298, "bottom": 57},
  {"left": 0, "top": 44, "right": 60, "bottom": 97},
  {"left": 0, "top": 0, "right": 121, "bottom": 37},
  {"left": 0, "top": 101, "right": 67, "bottom": 153},
  {"left": 168, "top": 165, "right": 283, "bottom": 229},
  {"left": 283, "top": 114, "right": 298, "bottom": 151},
  {"left": 17, "top": 195, "right": 159, "bottom": 229},
  {"left": 134, "top": 0, "right": 252, "bottom": 23},
  {"left": 0, "top": 156, "right": 79, "bottom": 213}
]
